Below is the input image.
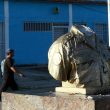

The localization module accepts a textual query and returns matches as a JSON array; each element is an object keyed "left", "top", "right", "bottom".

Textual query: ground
[
  {"left": 1, "top": 66, "right": 110, "bottom": 110},
  {"left": 0, "top": 66, "right": 61, "bottom": 110},
  {"left": 9, "top": 66, "right": 61, "bottom": 94}
]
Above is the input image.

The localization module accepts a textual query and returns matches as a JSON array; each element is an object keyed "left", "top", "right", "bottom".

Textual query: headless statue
[{"left": 48, "top": 25, "right": 110, "bottom": 94}]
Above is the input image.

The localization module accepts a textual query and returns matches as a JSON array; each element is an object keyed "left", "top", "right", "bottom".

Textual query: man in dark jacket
[{"left": 0, "top": 49, "right": 23, "bottom": 99}]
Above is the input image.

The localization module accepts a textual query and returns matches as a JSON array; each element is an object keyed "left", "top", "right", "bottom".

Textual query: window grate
[
  {"left": 53, "top": 26, "right": 68, "bottom": 41},
  {"left": 24, "top": 22, "right": 52, "bottom": 32},
  {"left": 94, "top": 23, "right": 108, "bottom": 43},
  {"left": 53, "top": 22, "right": 69, "bottom": 26},
  {"left": 73, "top": 22, "right": 87, "bottom": 26}
]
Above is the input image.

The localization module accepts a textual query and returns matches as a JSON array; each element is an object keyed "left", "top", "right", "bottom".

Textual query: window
[
  {"left": 73, "top": 22, "right": 87, "bottom": 26},
  {"left": 53, "top": 26, "right": 68, "bottom": 41},
  {"left": 53, "top": 22, "right": 68, "bottom": 26},
  {"left": 52, "top": 22, "right": 69, "bottom": 41},
  {"left": 94, "top": 23, "right": 108, "bottom": 43},
  {"left": 24, "top": 22, "right": 52, "bottom": 32}
]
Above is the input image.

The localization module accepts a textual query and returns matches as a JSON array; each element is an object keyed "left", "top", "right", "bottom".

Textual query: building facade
[{"left": 0, "top": 0, "right": 108, "bottom": 65}]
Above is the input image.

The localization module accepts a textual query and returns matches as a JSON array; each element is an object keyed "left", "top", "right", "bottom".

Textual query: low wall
[
  {"left": 2, "top": 92, "right": 95, "bottom": 110},
  {"left": 2, "top": 92, "right": 110, "bottom": 110}
]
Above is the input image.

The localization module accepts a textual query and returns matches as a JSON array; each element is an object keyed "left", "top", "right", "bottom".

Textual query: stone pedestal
[
  {"left": 2, "top": 92, "right": 94, "bottom": 110},
  {"left": 56, "top": 81, "right": 110, "bottom": 95},
  {"left": 2, "top": 92, "right": 110, "bottom": 110},
  {"left": 56, "top": 87, "right": 96, "bottom": 94}
]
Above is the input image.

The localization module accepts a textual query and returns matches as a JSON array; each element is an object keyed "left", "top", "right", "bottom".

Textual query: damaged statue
[{"left": 48, "top": 25, "right": 110, "bottom": 94}]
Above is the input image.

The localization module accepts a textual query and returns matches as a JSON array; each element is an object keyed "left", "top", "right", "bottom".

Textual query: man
[{"left": 0, "top": 49, "right": 23, "bottom": 98}]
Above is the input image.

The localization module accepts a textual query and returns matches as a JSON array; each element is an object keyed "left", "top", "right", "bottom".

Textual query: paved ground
[
  {"left": 9, "top": 66, "right": 61, "bottom": 95},
  {"left": 1, "top": 67, "right": 110, "bottom": 110},
  {"left": 0, "top": 66, "right": 61, "bottom": 109}
]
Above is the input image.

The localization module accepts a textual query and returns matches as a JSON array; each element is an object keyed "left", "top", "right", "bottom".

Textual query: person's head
[{"left": 6, "top": 49, "right": 14, "bottom": 58}]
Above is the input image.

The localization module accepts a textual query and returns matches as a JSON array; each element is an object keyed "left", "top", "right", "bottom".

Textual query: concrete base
[
  {"left": 56, "top": 87, "right": 96, "bottom": 94},
  {"left": 2, "top": 92, "right": 95, "bottom": 110},
  {"left": 56, "top": 81, "right": 110, "bottom": 95},
  {"left": 2, "top": 92, "right": 110, "bottom": 110}
]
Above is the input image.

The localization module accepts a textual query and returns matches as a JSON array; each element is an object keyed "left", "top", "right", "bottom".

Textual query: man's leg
[
  {"left": 10, "top": 79, "right": 19, "bottom": 90},
  {"left": 0, "top": 80, "right": 9, "bottom": 92},
  {"left": 0, "top": 79, "right": 9, "bottom": 100}
]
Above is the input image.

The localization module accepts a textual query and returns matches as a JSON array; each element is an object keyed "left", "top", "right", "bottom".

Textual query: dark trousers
[{"left": 0, "top": 77, "right": 19, "bottom": 93}]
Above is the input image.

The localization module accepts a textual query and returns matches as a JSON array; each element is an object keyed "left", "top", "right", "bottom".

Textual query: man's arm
[
  {"left": 6, "top": 58, "right": 24, "bottom": 77},
  {"left": 10, "top": 67, "right": 17, "bottom": 73},
  {"left": 10, "top": 67, "right": 24, "bottom": 77}
]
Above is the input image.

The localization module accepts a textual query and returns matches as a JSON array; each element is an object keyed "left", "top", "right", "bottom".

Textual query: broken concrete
[
  {"left": 2, "top": 92, "right": 95, "bottom": 110},
  {"left": 2, "top": 92, "right": 110, "bottom": 110}
]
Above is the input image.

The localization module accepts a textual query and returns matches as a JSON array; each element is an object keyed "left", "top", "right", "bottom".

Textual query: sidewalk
[
  {"left": 13, "top": 66, "right": 61, "bottom": 95},
  {"left": 0, "top": 66, "right": 61, "bottom": 95},
  {"left": 0, "top": 66, "right": 61, "bottom": 110}
]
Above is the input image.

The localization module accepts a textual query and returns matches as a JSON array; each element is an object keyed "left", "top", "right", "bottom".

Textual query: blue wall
[
  {"left": 72, "top": 4, "right": 108, "bottom": 42},
  {"left": 73, "top": 4, "right": 108, "bottom": 26},
  {"left": 0, "top": 1, "right": 4, "bottom": 21},
  {"left": 9, "top": 1, "right": 68, "bottom": 64},
  {"left": 9, "top": 1, "right": 108, "bottom": 64}
]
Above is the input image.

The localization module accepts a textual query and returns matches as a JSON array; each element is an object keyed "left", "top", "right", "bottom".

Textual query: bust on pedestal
[{"left": 48, "top": 25, "right": 110, "bottom": 95}]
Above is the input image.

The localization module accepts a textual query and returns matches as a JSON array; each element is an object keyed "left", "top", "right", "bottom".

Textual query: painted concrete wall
[
  {"left": 8, "top": 1, "right": 108, "bottom": 64},
  {"left": 73, "top": 4, "right": 107, "bottom": 25},
  {"left": 0, "top": 1, "right": 4, "bottom": 21},
  {"left": 72, "top": 4, "right": 108, "bottom": 42},
  {"left": 9, "top": 1, "right": 68, "bottom": 64},
  {"left": 0, "top": 1, "right": 5, "bottom": 61}
]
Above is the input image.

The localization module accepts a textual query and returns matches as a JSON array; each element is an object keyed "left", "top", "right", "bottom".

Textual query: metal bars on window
[
  {"left": 52, "top": 26, "right": 68, "bottom": 41},
  {"left": 24, "top": 22, "right": 52, "bottom": 32},
  {"left": 52, "top": 22, "right": 69, "bottom": 41},
  {"left": 24, "top": 22, "right": 69, "bottom": 32},
  {"left": 94, "top": 23, "right": 108, "bottom": 43},
  {"left": 73, "top": 22, "right": 87, "bottom": 26}
]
